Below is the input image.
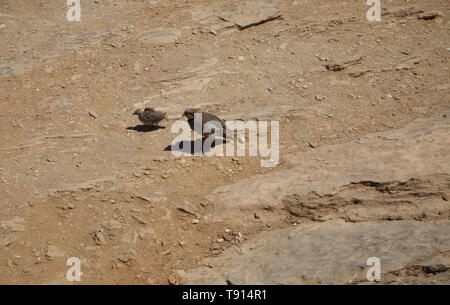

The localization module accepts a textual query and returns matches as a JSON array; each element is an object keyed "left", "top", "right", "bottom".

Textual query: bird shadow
[
  {"left": 164, "top": 138, "right": 227, "bottom": 155},
  {"left": 126, "top": 125, "right": 166, "bottom": 132}
]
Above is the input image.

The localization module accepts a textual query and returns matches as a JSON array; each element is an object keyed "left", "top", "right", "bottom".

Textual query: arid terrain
[{"left": 0, "top": 0, "right": 449, "bottom": 284}]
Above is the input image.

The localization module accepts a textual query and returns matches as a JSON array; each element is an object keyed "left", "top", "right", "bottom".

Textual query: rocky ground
[{"left": 0, "top": 0, "right": 449, "bottom": 284}]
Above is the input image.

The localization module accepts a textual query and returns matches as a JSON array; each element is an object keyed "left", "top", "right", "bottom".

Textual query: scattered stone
[
  {"left": 31, "top": 248, "right": 40, "bottom": 257},
  {"left": 168, "top": 273, "right": 180, "bottom": 285},
  {"left": 58, "top": 202, "right": 74, "bottom": 210},
  {"left": 160, "top": 248, "right": 173, "bottom": 256},
  {"left": 139, "top": 228, "right": 156, "bottom": 241},
  {"left": 348, "top": 68, "right": 372, "bottom": 78},
  {"left": 176, "top": 204, "right": 197, "bottom": 217},
  {"left": 142, "top": 165, "right": 158, "bottom": 171},
  {"left": 418, "top": 11, "right": 442, "bottom": 20},
  {"left": 219, "top": 2, "right": 282, "bottom": 30},
  {"left": 88, "top": 111, "right": 98, "bottom": 118},
  {"left": 316, "top": 55, "right": 328, "bottom": 61},
  {"left": 121, "top": 231, "right": 138, "bottom": 244},
  {"left": 395, "top": 57, "right": 421, "bottom": 70},
  {"left": 0, "top": 217, "right": 25, "bottom": 232},
  {"left": 118, "top": 248, "right": 137, "bottom": 263},
  {"left": 210, "top": 22, "right": 236, "bottom": 35},
  {"left": 46, "top": 245, "right": 64, "bottom": 259},
  {"left": 211, "top": 249, "right": 221, "bottom": 255},
  {"left": 222, "top": 232, "right": 233, "bottom": 241},
  {"left": 46, "top": 156, "right": 57, "bottom": 163},
  {"left": 0, "top": 235, "right": 12, "bottom": 247},
  {"left": 442, "top": 194, "right": 448, "bottom": 201},
  {"left": 381, "top": 6, "right": 423, "bottom": 18},
  {"left": 216, "top": 162, "right": 224, "bottom": 171},
  {"left": 101, "top": 220, "right": 122, "bottom": 231},
  {"left": 132, "top": 214, "right": 149, "bottom": 224},
  {"left": 136, "top": 195, "right": 167, "bottom": 204},
  {"left": 326, "top": 55, "right": 363, "bottom": 71},
  {"left": 139, "top": 28, "right": 181, "bottom": 44},
  {"left": 314, "top": 95, "right": 326, "bottom": 101},
  {"left": 192, "top": 219, "right": 200, "bottom": 224},
  {"left": 200, "top": 202, "right": 209, "bottom": 207},
  {"left": 91, "top": 229, "right": 106, "bottom": 245}
]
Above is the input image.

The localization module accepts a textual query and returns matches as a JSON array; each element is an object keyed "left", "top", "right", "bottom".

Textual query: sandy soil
[{"left": 0, "top": 0, "right": 449, "bottom": 284}]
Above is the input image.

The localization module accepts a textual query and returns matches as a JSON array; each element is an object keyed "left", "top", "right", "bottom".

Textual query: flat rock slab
[
  {"left": 0, "top": 29, "right": 122, "bottom": 78},
  {"left": 180, "top": 220, "right": 450, "bottom": 284},
  {"left": 381, "top": 6, "right": 423, "bottom": 17},
  {"left": 154, "top": 57, "right": 218, "bottom": 83},
  {"left": 219, "top": 2, "right": 281, "bottom": 30},
  {"left": 326, "top": 55, "right": 363, "bottom": 71},
  {"left": 0, "top": 235, "right": 13, "bottom": 247},
  {"left": 46, "top": 245, "right": 65, "bottom": 259},
  {"left": 0, "top": 217, "right": 25, "bottom": 232},
  {"left": 204, "top": 111, "right": 450, "bottom": 222},
  {"left": 139, "top": 28, "right": 181, "bottom": 44}
]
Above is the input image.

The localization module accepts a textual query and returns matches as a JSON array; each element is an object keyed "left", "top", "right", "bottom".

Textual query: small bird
[
  {"left": 133, "top": 107, "right": 166, "bottom": 127},
  {"left": 182, "top": 108, "right": 229, "bottom": 139}
]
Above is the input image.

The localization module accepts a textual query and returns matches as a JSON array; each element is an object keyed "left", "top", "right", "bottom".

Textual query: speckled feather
[
  {"left": 137, "top": 108, "right": 166, "bottom": 126},
  {"left": 187, "top": 112, "right": 228, "bottom": 138}
]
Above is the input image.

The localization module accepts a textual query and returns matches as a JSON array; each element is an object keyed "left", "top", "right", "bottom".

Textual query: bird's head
[
  {"left": 133, "top": 109, "right": 142, "bottom": 116},
  {"left": 182, "top": 108, "right": 197, "bottom": 119}
]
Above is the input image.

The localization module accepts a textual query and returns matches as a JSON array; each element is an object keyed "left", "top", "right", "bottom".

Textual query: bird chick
[{"left": 133, "top": 107, "right": 166, "bottom": 126}]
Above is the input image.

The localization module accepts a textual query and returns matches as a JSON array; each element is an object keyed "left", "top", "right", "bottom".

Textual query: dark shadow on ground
[
  {"left": 164, "top": 138, "right": 227, "bottom": 154},
  {"left": 126, "top": 125, "right": 166, "bottom": 132}
]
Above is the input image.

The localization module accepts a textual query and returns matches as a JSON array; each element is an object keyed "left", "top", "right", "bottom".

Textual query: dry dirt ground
[{"left": 0, "top": 0, "right": 449, "bottom": 284}]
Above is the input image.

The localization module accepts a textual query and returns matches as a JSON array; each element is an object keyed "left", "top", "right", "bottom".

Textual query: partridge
[
  {"left": 182, "top": 108, "right": 228, "bottom": 139},
  {"left": 133, "top": 107, "right": 166, "bottom": 126}
]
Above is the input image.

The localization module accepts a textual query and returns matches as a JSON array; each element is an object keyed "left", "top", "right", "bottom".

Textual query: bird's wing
[{"left": 203, "top": 120, "right": 223, "bottom": 134}]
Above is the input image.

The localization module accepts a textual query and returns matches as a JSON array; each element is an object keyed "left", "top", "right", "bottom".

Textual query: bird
[
  {"left": 133, "top": 107, "right": 166, "bottom": 127},
  {"left": 182, "top": 108, "right": 229, "bottom": 139}
]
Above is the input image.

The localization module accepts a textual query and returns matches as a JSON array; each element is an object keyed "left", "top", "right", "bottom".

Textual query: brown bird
[
  {"left": 133, "top": 107, "right": 166, "bottom": 127},
  {"left": 182, "top": 108, "right": 229, "bottom": 139}
]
